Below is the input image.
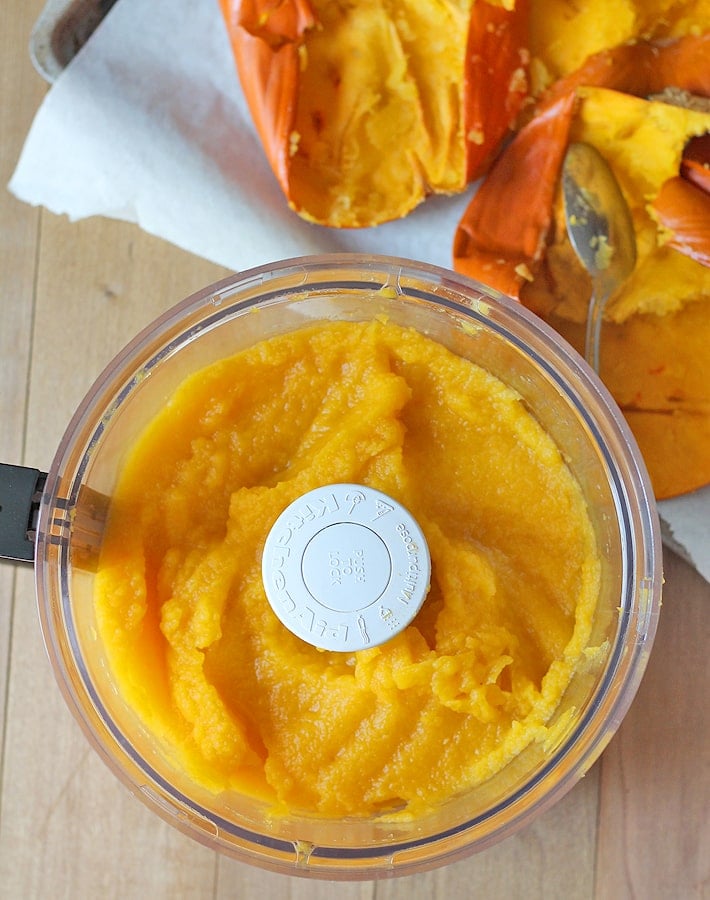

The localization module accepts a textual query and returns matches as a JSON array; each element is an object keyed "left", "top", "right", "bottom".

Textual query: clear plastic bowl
[{"left": 35, "top": 255, "right": 661, "bottom": 879}]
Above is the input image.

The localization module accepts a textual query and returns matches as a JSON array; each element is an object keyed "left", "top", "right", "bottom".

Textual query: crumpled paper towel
[{"left": 9, "top": 0, "right": 709, "bottom": 582}]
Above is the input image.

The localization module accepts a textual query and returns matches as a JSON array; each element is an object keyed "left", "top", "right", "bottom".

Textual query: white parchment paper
[
  {"left": 12, "top": 0, "right": 472, "bottom": 265},
  {"left": 9, "top": 0, "right": 709, "bottom": 582}
]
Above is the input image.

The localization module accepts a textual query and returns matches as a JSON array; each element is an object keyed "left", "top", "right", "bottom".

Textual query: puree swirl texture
[{"left": 95, "top": 319, "right": 602, "bottom": 819}]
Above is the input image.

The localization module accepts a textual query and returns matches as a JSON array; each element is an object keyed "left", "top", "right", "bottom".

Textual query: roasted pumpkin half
[
  {"left": 454, "top": 33, "right": 710, "bottom": 499},
  {"left": 219, "top": 0, "right": 530, "bottom": 227}
]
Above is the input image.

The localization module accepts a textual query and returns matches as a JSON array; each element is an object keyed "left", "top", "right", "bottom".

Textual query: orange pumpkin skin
[
  {"left": 541, "top": 32, "right": 710, "bottom": 107},
  {"left": 653, "top": 176, "right": 710, "bottom": 267},
  {"left": 453, "top": 92, "right": 576, "bottom": 298},
  {"left": 219, "top": 0, "right": 530, "bottom": 228},
  {"left": 463, "top": 0, "right": 531, "bottom": 182},
  {"left": 219, "top": 0, "right": 315, "bottom": 195}
]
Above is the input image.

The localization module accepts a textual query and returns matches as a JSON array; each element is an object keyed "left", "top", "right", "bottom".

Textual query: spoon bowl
[{"left": 562, "top": 142, "right": 637, "bottom": 371}]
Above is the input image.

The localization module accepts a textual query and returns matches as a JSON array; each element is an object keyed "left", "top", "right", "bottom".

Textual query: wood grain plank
[
  {"left": 372, "top": 768, "right": 598, "bottom": 900},
  {"left": 26, "top": 214, "right": 231, "bottom": 463},
  {"left": 216, "top": 858, "right": 377, "bottom": 899},
  {"left": 0, "top": 0, "right": 45, "bottom": 766},
  {"left": 2, "top": 568, "right": 223, "bottom": 900},
  {"left": 212, "top": 747, "right": 598, "bottom": 896},
  {"left": 0, "top": 211, "right": 229, "bottom": 899},
  {"left": 595, "top": 551, "right": 710, "bottom": 900}
]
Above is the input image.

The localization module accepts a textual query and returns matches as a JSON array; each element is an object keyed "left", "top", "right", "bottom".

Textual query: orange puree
[{"left": 95, "top": 319, "right": 601, "bottom": 819}]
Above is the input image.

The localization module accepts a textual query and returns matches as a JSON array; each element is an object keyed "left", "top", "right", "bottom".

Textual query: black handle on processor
[{"left": 0, "top": 463, "right": 46, "bottom": 564}]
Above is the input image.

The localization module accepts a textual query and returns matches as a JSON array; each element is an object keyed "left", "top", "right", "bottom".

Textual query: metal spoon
[{"left": 562, "top": 142, "right": 637, "bottom": 372}]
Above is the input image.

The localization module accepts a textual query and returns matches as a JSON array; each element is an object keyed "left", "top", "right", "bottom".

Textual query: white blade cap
[{"left": 261, "top": 484, "right": 431, "bottom": 651}]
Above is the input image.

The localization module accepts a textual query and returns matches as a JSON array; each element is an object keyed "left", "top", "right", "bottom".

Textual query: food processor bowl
[{"left": 31, "top": 255, "right": 661, "bottom": 878}]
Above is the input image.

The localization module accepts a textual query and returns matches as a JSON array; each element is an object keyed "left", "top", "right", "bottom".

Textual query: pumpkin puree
[{"left": 95, "top": 319, "right": 602, "bottom": 819}]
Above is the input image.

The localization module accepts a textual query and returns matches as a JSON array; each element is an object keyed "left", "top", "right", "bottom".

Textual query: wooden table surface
[{"left": 1, "top": 2, "right": 709, "bottom": 898}]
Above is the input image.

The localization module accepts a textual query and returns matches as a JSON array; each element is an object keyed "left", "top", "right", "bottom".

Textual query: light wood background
[{"left": 1, "top": 2, "right": 709, "bottom": 897}]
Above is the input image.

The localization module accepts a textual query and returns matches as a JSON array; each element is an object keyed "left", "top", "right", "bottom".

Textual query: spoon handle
[{"left": 585, "top": 288, "right": 608, "bottom": 373}]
